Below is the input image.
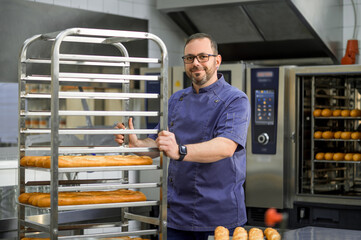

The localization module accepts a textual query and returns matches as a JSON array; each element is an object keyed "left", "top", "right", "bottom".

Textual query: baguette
[
  {"left": 214, "top": 226, "right": 229, "bottom": 240},
  {"left": 19, "top": 190, "right": 146, "bottom": 207},
  {"left": 232, "top": 227, "right": 248, "bottom": 240},
  {"left": 20, "top": 155, "right": 152, "bottom": 168},
  {"left": 249, "top": 228, "right": 263, "bottom": 240},
  {"left": 264, "top": 228, "right": 281, "bottom": 240}
]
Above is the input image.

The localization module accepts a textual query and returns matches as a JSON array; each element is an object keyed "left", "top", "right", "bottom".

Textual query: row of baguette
[
  {"left": 18, "top": 189, "right": 146, "bottom": 207},
  {"left": 215, "top": 226, "right": 280, "bottom": 240},
  {"left": 314, "top": 131, "right": 361, "bottom": 140},
  {"left": 313, "top": 108, "right": 361, "bottom": 117},
  {"left": 315, "top": 152, "right": 361, "bottom": 161},
  {"left": 21, "top": 237, "right": 149, "bottom": 240},
  {"left": 20, "top": 155, "right": 153, "bottom": 168}
]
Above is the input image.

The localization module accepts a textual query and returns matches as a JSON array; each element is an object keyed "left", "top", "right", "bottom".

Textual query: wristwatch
[{"left": 177, "top": 145, "right": 187, "bottom": 161}]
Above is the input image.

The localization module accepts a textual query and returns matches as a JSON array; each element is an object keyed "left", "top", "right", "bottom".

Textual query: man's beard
[{"left": 188, "top": 65, "right": 216, "bottom": 87}]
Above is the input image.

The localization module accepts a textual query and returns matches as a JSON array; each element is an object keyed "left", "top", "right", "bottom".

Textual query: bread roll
[
  {"left": 324, "top": 153, "right": 334, "bottom": 160},
  {"left": 341, "top": 110, "right": 350, "bottom": 117},
  {"left": 345, "top": 153, "right": 354, "bottom": 161},
  {"left": 332, "top": 109, "right": 342, "bottom": 117},
  {"left": 351, "top": 132, "right": 361, "bottom": 140},
  {"left": 315, "top": 152, "right": 324, "bottom": 160},
  {"left": 341, "top": 132, "right": 352, "bottom": 139},
  {"left": 313, "top": 109, "right": 322, "bottom": 117},
  {"left": 350, "top": 109, "right": 361, "bottom": 117},
  {"left": 264, "top": 228, "right": 281, "bottom": 240},
  {"left": 322, "top": 131, "right": 334, "bottom": 139},
  {"left": 353, "top": 153, "right": 361, "bottom": 161},
  {"left": 334, "top": 131, "right": 342, "bottom": 139},
  {"left": 314, "top": 131, "right": 322, "bottom": 139},
  {"left": 232, "top": 227, "right": 247, "bottom": 240},
  {"left": 321, "top": 109, "right": 332, "bottom": 117},
  {"left": 249, "top": 228, "right": 264, "bottom": 240},
  {"left": 214, "top": 226, "right": 229, "bottom": 240},
  {"left": 333, "top": 153, "right": 345, "bottom": 161}
]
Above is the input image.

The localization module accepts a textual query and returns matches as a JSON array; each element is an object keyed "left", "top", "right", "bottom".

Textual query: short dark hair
[{"left": 184, "top": 33, "right": 218, "bottom": 55}]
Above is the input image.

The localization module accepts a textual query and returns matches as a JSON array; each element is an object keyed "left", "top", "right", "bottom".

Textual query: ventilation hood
[{"left": 157, "top": 0, "right": 342, "bottom": 64}]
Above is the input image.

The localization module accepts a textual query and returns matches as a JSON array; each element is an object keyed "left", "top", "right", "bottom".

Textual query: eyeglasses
[{"left": 182, "top": 54, "right": 218, "bottom": 64}]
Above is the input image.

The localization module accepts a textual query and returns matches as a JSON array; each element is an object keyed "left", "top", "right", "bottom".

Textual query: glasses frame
[{"left": 182, "top": 53, "right": 218, "bottom": 64}]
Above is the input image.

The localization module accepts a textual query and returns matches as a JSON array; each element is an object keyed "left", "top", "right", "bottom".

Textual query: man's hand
[
  {"left": 156, "top": 130, "right": 180, "bottom": 160},
  {"left": 114, "top": 117, "right": 138, "bottom": 147}
]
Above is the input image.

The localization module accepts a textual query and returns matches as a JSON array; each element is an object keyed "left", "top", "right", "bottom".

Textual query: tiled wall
[{"left": 28, "top": 0, "right": 187, "bottom": 67}]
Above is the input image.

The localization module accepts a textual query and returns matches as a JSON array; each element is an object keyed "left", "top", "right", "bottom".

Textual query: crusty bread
[
  {"left": 249, "top": 228, "right": 264, "bottom": 240},
  {"left": 214, "top": 226, "right": 229, "bottom": 240},
  {"left": 264, "top": 227, "right": 281, "bottom": 240},
  {"left": 20, "top": 155, "right": 152, "bottom": 168},
  {"left": 19, "top": 189, "right": 146, "bottom": 207},
  {"left": 232, "top": 227, "right": 247, "bottom": 240}
]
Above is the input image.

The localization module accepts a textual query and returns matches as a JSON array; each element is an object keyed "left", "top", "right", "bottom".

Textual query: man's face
[{"left": 183, "top": 38, "right": 220, "bottom": 87}]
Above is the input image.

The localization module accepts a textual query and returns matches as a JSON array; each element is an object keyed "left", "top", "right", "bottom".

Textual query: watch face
[{"left": 179, "top": 145, "right": 187, "bottom": 155}]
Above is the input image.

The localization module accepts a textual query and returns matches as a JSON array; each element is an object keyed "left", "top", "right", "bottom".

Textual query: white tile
[
  {"left": 54, "top": 0, "right": 71, "bottom": 7},
  {"left": 118, "top": 1, "right": 133, "bottom": 17},
  {"left": 133, "top": 0, "right": 155, "bottom": 7},
  {"left": 71, "top": 0, "right": 87, "bottom": 9},
  {"left": 133, "top": 2, "right": 152, "bottom": 19},
  {"left": 87, "top": 0, "right": 104, "bottom": 12},
  {"left": 103, "top": 0, "right": 118, "bottom": 14},
  {"left": 35, "top": 0, "right": 54, "bottom": 4},
  {"left": 0, "top": 169, "right": 17, "bottom": 186}
]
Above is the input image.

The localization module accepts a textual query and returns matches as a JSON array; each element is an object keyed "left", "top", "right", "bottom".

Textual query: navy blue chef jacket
[{"left": 150, "top": 74, "right": 250, "bottom": 231}]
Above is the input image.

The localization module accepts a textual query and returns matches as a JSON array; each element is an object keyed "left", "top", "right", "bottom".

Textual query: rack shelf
[{"left": 18, "top": 28, "right": 168, "bottom": 239}]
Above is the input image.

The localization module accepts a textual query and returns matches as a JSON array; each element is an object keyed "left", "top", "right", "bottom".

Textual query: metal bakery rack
[{"left": 18, "top": 28, "right": 168, "bottom": 239}]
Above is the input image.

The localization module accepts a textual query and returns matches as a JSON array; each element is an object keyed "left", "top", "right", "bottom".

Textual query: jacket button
[{"left": 170, "top": 121, "right": 174, "bottom": 126}]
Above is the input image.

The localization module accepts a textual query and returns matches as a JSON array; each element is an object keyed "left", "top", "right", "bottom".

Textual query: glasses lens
[
  {"left": 197, "top": 54, "right": 209, "bottom": 63},
  {"left": 183, "top": 55, "right": 195, "bottom": 63}
]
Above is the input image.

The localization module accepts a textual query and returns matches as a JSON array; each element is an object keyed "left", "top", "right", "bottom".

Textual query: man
[{"left": 115, "top": 33, "right": 250, "bottom": 240}]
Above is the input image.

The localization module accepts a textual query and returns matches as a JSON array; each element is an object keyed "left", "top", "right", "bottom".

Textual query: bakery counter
[{"left": 208, "top": 226, "right": 361, "bottom": 239}]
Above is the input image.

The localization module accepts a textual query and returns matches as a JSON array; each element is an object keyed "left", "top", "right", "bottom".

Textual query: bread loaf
[
  {"left": 214, "top": 226, "right": 229, "bottom": 240},
  {"left": 232, "top": 227, "right": 247, "bottom": 240},
  {"left": 19, "top": 189, "right": 146, "bottom": 207},
  {"left": 249, "top": 228, "right": 264, "bottom": 240},
  {"left": 20, "top": 155, "right": 152, "bottom": 168},
  {"left": 264, "top": 227, "right": 281, "bottom": 240}
]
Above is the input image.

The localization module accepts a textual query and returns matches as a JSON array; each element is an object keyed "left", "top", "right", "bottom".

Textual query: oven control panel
[{"left": 250, "top": 68, "right": 279, "bottom": 154}]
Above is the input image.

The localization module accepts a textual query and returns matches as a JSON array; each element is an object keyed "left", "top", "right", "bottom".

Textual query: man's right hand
[{"left": 114, "top": 117, "right": 138, "bottom": 147}]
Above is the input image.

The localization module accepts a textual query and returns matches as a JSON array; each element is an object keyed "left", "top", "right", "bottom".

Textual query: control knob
[{"left": 257, "top": 133, "right": 269, "bottom": 145}]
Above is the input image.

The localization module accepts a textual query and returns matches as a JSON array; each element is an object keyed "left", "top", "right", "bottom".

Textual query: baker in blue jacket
[{"left": 115, "top": 33, "right": 250, "bottom": 240}]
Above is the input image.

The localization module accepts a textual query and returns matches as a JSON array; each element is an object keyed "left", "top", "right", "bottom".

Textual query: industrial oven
[{"left": 246, "top": 65, "right": 361, "bottom": 230}]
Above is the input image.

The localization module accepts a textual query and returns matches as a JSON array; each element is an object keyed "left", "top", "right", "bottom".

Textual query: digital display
[{"left": 255, "top": 89, "right": 275, "bottom": 125}]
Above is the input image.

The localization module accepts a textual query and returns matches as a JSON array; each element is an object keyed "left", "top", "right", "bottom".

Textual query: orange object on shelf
[{"left": 341, "top": 39, "right": 359, "bottom": 65}]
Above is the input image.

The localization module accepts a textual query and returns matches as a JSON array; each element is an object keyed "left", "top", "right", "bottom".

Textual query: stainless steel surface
[
  {"left": 157, "top": 0, "right": 342, "bottom": 63},
  {"left": 18, "top": 28, "right": 169, "bottom": 239},
  {"left": 22, "top": 146, "right": 159, "bottom": 154},
  {"left": 20, "top": 129, "right": 158, "bottom": 135},
  {"left": 22, "top": 92, "right": 159, "bottom": 99},
  {"left": 21, "top": 110, "right": 159, "bottom": 117},
  {"left": 246, "top": 66, "right": 292, "bottom": 209}
]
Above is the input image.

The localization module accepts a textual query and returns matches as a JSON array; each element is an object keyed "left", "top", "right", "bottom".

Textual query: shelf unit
[
  {"left": 18, "top": 28, "right": 168, "bottom": 239},
  {"left": 310, "top": 74, "right": 361, "bottom": 195}
]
